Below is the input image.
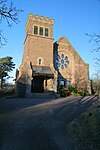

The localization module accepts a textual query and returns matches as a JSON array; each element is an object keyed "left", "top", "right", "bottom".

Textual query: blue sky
[{"left": 0, "top": 0, "right": 100, "bottom": 82}]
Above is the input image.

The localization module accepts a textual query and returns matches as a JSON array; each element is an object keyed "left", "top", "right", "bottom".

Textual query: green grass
[{"left": 66, "top": 106, "right": 100, "bottom": 149}]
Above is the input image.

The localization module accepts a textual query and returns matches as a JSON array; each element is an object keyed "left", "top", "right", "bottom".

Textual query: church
[{"left": 16, "top": 14, "right": 90, "bottom": 97}]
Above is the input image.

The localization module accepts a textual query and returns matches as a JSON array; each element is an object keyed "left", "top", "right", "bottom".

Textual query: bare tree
[
  {"left": 86, "top": 33, "right": 100, "bottom": 52},
  {"left": 86, "top": 33, "right": 100, "bottom": 75},
  {"left": 0, "top": 0, "right": 23, "bottom": 46},
  {"left": 92, "top": 72, "right": 100, "bottom": 97}
]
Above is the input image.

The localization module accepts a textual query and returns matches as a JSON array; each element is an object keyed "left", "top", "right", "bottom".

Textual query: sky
[{"left": 0, "top": 0, "right": 100, "bottom": 82}]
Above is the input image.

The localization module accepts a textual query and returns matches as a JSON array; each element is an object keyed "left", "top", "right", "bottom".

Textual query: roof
[
  {"left": 56, "top": 36, "right": 70, "bottom": 45},
  {"left": 32, "top": 65, "right": 54, "bottom": 78}
]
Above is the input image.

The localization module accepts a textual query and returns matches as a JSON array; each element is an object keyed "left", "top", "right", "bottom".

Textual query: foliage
[
  {"left": 0, "top": 0, "right": 23, "bottom": 46},
  {"left": 58, "top": 86, "right": 67, "bottom": 97},
  {"left": 68, "top": 86, "right": 90, "bottom": 96},
  {"left": 58, "top": 85, "right": 90, "bottom": 97},
  {"left": 0, "top": 56, "right": 15, "bottom": 89}
]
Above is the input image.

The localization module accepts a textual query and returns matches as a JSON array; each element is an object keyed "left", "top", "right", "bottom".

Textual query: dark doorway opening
[{"left": 32, "top": 76, "right": 44, "bottom": 93}]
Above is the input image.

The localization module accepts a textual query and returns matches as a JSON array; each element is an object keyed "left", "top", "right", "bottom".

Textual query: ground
[{"left": 0, "top": 96, "right": 99, "bottom": 150}]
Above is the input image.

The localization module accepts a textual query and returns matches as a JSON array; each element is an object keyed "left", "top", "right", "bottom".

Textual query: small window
[
  {"left": 34, "top": 26, "right": 38, "bottom": 35},
  {"left": 57, "top": 55, "right": 60, "bottom": 60},
  {"left": 61, "top": 65, "right": 64, "bottom": 70},
  {"left": 60, "top": 81, "right": 64, "bottom": 86},
  {"left": 57, "top": 63, "right": 60, "bottom": 68},
  {"left": 66, "top": 80, "right": 70, "bottom": 87},
  {"left": 61, "top": 54, "right": 64, "bottom": 59},
  {"left": 39, "top": 59, "right": 41, "bottom": 65},
  {"left": 39, "top": 27, "right": 43, "bottom": 35},
  {"left": 45, "top": 80, "right": 47, "bottom": 86},
  {"left": 61, "top": 59, "right": 64, "bottom": 64},
  {"left": 45, "top": 28, "right": 49, "bottom": 36}
]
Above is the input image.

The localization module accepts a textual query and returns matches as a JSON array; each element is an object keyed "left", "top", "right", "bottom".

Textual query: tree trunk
[{"left": 0, "top": 77, "right": 3, "bottom": 90}]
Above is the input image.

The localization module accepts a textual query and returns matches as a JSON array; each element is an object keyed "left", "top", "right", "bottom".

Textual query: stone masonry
[{"left": 16, "top": 13, "right": 90, "bottom": 97}]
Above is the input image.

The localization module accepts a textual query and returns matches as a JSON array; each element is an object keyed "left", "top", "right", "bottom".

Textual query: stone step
[{"left": 33, "top": 93, "right": 60, "bottom": 98}]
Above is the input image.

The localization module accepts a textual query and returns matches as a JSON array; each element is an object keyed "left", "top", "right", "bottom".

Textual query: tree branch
[
  {"left": 86, "top": 33, "right": 100, "bottom": 52},
  {"left": 0, "top": 1, "right": 23, "bottom": 27},
  {"left": 0, "top": 0, "right": 23, "bottom": 46},
  {"left": 0, "top": 30, "right": 7, "bottom": 47}
]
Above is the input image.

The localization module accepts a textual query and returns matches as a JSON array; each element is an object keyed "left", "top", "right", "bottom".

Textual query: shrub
[{"left": 59, "top": 87, "right": 67, "bottom": 97}]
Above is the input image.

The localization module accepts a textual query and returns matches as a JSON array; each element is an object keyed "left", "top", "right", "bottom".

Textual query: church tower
[{"left": 16, "top": 14, "right": 57, "bottom": 97}]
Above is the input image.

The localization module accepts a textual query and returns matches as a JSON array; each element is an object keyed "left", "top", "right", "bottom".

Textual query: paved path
[{"left": 0, "top": 96, "right": 98, "bottom": 150}]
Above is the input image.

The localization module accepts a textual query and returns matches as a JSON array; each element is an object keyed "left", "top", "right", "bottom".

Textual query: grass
[{"left": 66, "top": 105, "right": 100, "bottom": 150}]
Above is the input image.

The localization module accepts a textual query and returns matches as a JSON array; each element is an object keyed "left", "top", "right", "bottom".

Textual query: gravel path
[{"left": 0, "top": 96, "right": 98, "bottom": 150}]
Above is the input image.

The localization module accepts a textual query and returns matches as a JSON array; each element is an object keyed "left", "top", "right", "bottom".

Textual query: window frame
[
  {"left": 39, "top": 27, "right": 43, "bottom": 36},
  {"left": 45, "top": 28, "right": 49, "bottom": 37},
  {"left": 34, "top": 26, "right": 38, "bottom": 35},
  {"left": 39, "top": 59, "right": 41, "bottom": 65}
]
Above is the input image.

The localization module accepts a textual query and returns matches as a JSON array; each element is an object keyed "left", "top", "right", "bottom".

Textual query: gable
[
  {"left": 54, "top": 36, "right": 87, "bottom": 66},
  {"left": 56, "top": 36, "right": 69, "bottom": 45}
]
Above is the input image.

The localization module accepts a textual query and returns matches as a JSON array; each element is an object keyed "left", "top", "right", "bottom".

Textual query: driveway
[{"left": 0, "top": 96, "right": 98, "bottom": 150}]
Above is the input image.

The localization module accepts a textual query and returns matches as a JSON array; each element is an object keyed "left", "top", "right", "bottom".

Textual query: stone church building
[{"left": 16, "top": 14, "right": 90, "bottom": 97}]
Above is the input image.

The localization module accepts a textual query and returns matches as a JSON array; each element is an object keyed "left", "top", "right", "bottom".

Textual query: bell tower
[
  {"left": 22, "top": 14, "right": 54, "bottom": 67},
  {"left": 16, "top": 14, "right": 57, "bottom": 97}
]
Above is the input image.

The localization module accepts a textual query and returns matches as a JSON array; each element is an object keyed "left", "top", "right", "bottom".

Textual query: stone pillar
[
  {"left": 25, "top": 61, "right": 33, "bottom": 98},
  {"left": 50, "top": 63, "right": 58, "bottom": 93}
]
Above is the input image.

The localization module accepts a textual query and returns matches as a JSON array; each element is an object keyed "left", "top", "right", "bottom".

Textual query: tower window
[
  {"left": 39, "top": 27, "right": 43, "bottom": 35},
  {"left": 34, "top": 26, "right": 38, "bottom": 35},
  {"left": 39, "top": 59, "right": 41, "bottom": 65},
  {"left": 45, "top": 28, "right": 49, "bottom": 36}
]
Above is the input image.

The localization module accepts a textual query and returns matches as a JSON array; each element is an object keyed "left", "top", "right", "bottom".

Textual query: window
[
  {"left": 66, "top": 80, "right": 70, "bottom": 87},
  {"left": 61, "top": 54, "right": 64, "bottom": 59},
  {"left": 60, "top": 80, "right": 65, "bottom": 86},
  {"left": 34, "top": 26, "right": 38, "bottom": 35},
  {"left": 39, "top": 27, "right": 43, "bottom": 35},
  {"left": 56, "top": 54, "right": 69, "bottom": 70},
  {"left": 45, "top": 28, "right": 49, "bottom": 36},
  {"left": 39, "top": 59, "right": 41, "bottom": 65},
  {"left": 45, "top": 80, "right": 47, "bottom": 86}
]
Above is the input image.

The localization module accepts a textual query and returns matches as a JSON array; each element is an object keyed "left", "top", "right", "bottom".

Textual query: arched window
[
  {"left": 37, "top": 57, "right": 44, "bottom": 65},
  {"left": 39, "top": 59, "right": 41, "bottom": 65}
]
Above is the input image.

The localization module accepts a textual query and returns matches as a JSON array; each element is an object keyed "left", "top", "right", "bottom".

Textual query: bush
[
  {"left": 59, "top": 87, "right": 67, "bottom": 97},
  {"left": 0, "top": 88, "right": 14, "bottom": 98},
  {"left": 58, "top": 85, "right": 90, "bottom": 97}
]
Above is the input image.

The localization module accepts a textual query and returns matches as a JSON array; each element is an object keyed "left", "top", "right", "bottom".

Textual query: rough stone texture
[
  {"left": 16, "top": 14, "right": 90, "bottom": 97},
  {"left": 54, "top": 36, "right": 90, "bottom": 92}
]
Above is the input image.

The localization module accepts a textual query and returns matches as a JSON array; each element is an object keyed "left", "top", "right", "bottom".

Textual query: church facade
[{"left": 16, "top": 14, "right": 90, "bottom": 97}]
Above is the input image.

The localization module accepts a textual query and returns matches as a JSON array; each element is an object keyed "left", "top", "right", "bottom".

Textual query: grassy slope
[{"left": 66, "top": 105, "right": 100, "bottom": 150}]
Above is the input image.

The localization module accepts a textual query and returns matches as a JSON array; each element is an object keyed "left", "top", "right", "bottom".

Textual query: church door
[{"left": 33, "top": 77, "right": 44, "bottom": 93}]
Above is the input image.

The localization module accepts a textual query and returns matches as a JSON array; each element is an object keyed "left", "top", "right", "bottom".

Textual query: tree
[
  {"left": 0, "top": 56, "right": 15, "bottom": 89},
  {"left": 86, "top": 33, "right": 100, "bottom": 97},
  {"left": 91, "top": 72, "right": 100, "bottom": 97},
  {"left": 0, "top": 0, "right": 23, "bottom": 46},
  {"left": 86, "top": 33, "right": 100, "bottom": 67},
  {"left": 86, "top": 33, "right": 100, "bottom": 52}
]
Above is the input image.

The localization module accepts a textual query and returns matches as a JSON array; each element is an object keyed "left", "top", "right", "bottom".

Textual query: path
[{"left": 0, "top": 96, "right": 98, "bottom": 150}]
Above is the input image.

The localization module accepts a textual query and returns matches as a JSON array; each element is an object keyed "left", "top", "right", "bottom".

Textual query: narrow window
[
  {"left": 39, "top": 27, "right": 43, "bottom": 35},
  {"left": 34, "top": 26, "right": 38, "bottom": 35},
  {"left": 45, "top": 28, "right": 49, "bottom": 36},
  {"left": 39, "top": 59, "right": 41, "bottom": 65},
  {"left": 45, "top": 80, "right": 47, "bottom": 86}
]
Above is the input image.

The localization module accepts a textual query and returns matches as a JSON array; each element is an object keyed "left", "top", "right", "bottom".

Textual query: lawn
[{"left": 66, "top": 104, "right": 100, "bottom": 150}]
